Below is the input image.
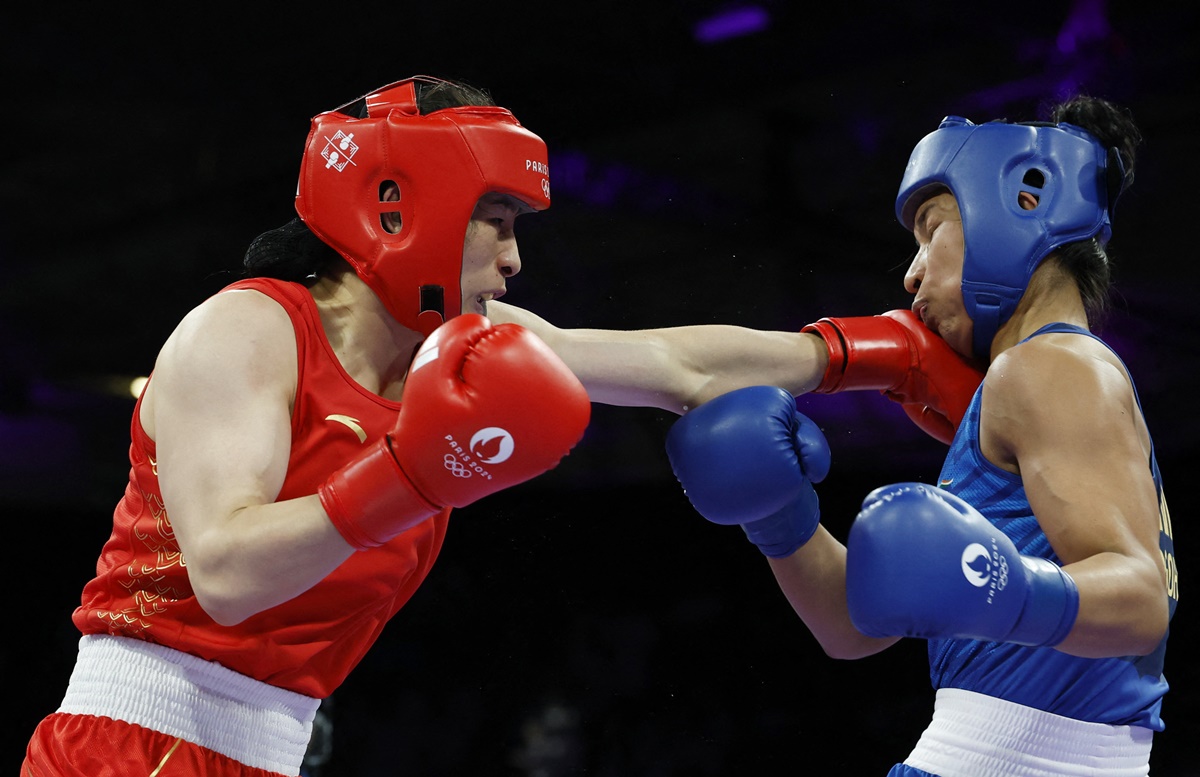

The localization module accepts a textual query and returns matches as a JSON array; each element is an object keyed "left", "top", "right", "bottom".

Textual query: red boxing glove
[
  {"left": 801, "top": 310, "right": 984, "bottom": 444},
  {"left": 319, "top": 314, "right": 591, "bottom": 549}
]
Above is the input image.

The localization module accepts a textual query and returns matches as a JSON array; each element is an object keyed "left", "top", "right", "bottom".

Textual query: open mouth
[{"left": 474, "top": 291, "right": 503, "bottom": 315}]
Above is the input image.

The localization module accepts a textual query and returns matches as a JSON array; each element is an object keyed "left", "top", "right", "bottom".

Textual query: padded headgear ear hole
[
  {"left": 1022, "top": 169, "right": 1046, "bottom": 189},
  {"left": 1019, "top": 169, "right": 1046, "bottom": 211},
  {"left": 379, "top": 180, "right": 402, "bottom": 234}
]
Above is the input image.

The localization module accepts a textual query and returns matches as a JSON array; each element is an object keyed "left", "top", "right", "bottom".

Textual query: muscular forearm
[
  {"left": 174, "top": 495, "right": 356, "bottom": 626},
  {"left": 663, "top": 326, "right": 828, "bottom": 411},
  {"left": 1055, "top": 552, "right": 1170, "bottom": 658},
  {"left": 490, "top": 302, "right": 828, "bottom": 413},
  {"left": 546, "top": 325, "right": 826, "bottom": 412},
  {"left": 767, "top": 527, "right": 899, "bottom": 660}
]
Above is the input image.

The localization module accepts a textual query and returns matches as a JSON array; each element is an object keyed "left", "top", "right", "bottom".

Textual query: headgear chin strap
[
  {"left": 294, "top": 76, "right": 551, "bottom": 335},
  {"left": 895, "top": 116, "right": 1121, "bottom": 361}
]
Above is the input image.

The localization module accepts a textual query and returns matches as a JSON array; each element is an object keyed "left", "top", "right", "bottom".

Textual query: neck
[
  {"left": 308, "top": 263, "right": 424, "bottom": 399},
  {"left": 990, "top": 260, "right": 1089, "bottom": 360}
]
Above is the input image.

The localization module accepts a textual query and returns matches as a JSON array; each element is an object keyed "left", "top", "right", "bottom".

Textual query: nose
[
  {"left": 903, "top": 250, "right": 924, "bottom": 295},
  {"left": 498, "top": 240, "right": 521, "bottom": 278}
]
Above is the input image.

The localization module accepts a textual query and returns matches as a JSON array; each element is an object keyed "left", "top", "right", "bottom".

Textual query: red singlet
[{"left": 71, "top": 278, "right": 451, "bottom": 698}]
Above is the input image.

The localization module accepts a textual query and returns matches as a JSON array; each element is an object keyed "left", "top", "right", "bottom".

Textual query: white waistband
[
  {"left": 58, "top": 635, "right": 320, "bottom": 776},
  {"left": 904, "top": 688, "right": 1153, "bottom": 777}
]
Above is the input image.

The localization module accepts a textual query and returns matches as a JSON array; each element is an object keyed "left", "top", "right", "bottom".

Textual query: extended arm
[
  {"left": 489, "top": 301, "right": 827, "bottom": 413},
  {"left": 492, "top": 302, "right": 982, "bottom": 446}
]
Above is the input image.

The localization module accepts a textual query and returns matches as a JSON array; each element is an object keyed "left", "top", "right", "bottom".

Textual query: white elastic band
[
  {"left": 904, "top": 688, "right": 1153, "bottom": 777},
  {"left": 58, "top": 635, "right": 320, "bottom": 775}
]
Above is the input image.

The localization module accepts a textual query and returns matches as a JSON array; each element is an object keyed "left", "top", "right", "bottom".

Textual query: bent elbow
[
  {"left": 1126, "top": 575, "right": 1173, "bottom": 655},
  {"left": 186, "top": 561, "right": 260, "bottom": 626},
  {"left": 817, "top": 634, "right": 895, "bottom": 661},
  {"left": 1130, "top": 603, "right": 1171, "bottom": 656},
  {"left": 205, "top": 605, "right": 251, "bottom": 628},
  {"left": 193, "top": 586, "right": 254, "bottom": 627},
  {"left": 821, "top": 644, "right": 866, "bottom": 661},
  {"left": 1064, "top": 589, "right": 1170, "bottom": 658},
  {"left": 1129, "top": 635, "right": 1166, "bottom": 657}
]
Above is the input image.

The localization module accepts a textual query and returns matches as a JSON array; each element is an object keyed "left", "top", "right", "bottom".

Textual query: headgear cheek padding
[
  {"left": 295, "top": 77, "right": 551, "bottom": 335},
  {"left": 895, "top": 117, "right": 1118, "bottom": 360}
]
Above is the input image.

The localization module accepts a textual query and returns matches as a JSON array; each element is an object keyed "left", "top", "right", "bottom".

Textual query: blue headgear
[{"left": 895, "top": 116, "right": 1122, "bottom": 360}]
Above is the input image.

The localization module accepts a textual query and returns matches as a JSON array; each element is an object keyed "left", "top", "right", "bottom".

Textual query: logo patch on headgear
[{"left": 321, "top": 131, "right": 360, "bottom": 172}]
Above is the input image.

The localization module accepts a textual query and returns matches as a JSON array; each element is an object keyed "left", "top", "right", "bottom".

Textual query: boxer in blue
[{"left": 667, "top": 94, "right": 1175, "bottom": 775}]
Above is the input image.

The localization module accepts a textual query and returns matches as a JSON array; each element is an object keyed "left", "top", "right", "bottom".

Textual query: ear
[
  {"left": 1018, "top": 191, "right": 1039, "bottom": 211},
  {"left": 380, "top": 181, "right": 402, "bottom": 234}
]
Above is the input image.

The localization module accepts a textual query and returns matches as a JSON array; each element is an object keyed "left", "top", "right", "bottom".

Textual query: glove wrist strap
[
  {"left": 1006, "top": 557, "right": 1080, "bottom": 646},
  {"left": 802, "top": 317, "right": 913, "bottom": 393},
  {"left": 318, "top": 436, "right": 441, "bottom": 550},
  {"left": 741, "top": 495, "right": 820, "bottom": 559}
]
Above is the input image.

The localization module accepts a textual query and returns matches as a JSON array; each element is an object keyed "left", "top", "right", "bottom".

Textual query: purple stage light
[
  {"left": 694, "top": 5, "right": 770, "bottom": 44},
  {"left": 547, "top": 150, "right": 726, "bottom": 219},
  {"left": 1057, "top": 0, "right": 1110, "bottom": 55}
]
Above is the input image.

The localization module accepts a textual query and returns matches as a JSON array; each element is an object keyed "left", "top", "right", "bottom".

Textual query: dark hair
[
  {"left": 414, "top": 77, "right": 494, "bottom": 113},
  {"left": 242, "top": 77, "right": 496, "bottom": 282},
  {"left": 242, "top": 217, "right": 341, "bottom": 283},
  {"left": 1045, "top": 95, "right": 1142, "bottom": 326}
]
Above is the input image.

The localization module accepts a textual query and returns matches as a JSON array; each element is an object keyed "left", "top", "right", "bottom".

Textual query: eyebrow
[{"left": 481, "top": 193, "right": 532, "bottom": 215}]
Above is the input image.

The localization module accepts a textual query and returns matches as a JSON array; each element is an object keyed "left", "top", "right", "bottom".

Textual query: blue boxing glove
[
  {"left": 846, "top": 483, "right": 1079, "bottom": 647},
  {"left": 666, "top": 385, "right": 830, "bottom": 557}
]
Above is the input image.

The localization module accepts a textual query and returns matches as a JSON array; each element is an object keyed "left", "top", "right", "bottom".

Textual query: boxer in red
[{"left": 24, "top": 75, "right": 980, "bottom": 776}]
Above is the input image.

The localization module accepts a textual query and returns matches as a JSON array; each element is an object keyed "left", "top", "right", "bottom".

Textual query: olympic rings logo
[{"left": 444, "top": 454, "right": 472, "bottom": 478}]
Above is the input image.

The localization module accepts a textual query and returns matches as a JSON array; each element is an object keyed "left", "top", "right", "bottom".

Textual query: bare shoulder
[
  {"left": 156, "top": 289, "right": 297, "bottom": 388},
  {"left": 173, "top": 288, "right": 294, "bottom": 343},
  {"left": 142, "top": 289, "right": 298, "bottom": 438},
  {"left": 982, "top": 332, "right": 1136, "bottom": 466}
]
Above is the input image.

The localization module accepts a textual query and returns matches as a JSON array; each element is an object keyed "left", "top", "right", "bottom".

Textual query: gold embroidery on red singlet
[{"left": 95, "top": 491, "right": 187, "bottom": 635}]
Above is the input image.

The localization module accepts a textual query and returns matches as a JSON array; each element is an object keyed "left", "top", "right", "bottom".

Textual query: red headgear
[{"left": 294, "top": 76, "right": 551, "bottom": 335}]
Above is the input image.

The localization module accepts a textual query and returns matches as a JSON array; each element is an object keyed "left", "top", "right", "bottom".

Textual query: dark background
[{"left": 4, "top": 2, "right": 1197, "bottom": 773}]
